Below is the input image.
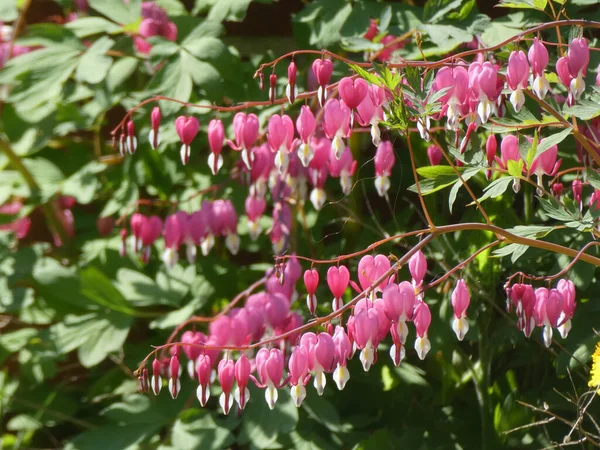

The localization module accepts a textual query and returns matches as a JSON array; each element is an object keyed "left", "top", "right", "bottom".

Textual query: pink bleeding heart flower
[
  {"left": 338, "top": 77, "right": 368, "bottom": 127},
  {"left": 175, "top": 115, "right": 199, "bottom": 165},
  {"left": 506, "top": 50, "right": 529, "bottom": 112},
  {"left": 304, "top": 332, "right": 335, "bottom": 395},
  {"left": 511, "top": 283, "right": 537, "bottom": 338},
  {"left": 217, "top": 359, "right": 235, "bottom": 415},
  {"left": 254, "top": 348, "right": 285, "bottom": 409},
  {"left": 268, "top": 114, "right": 295, "bottom": 174},
  {"left": 357, "top": 254, "right": 391, "bottom": 294},
  {"left": 408, "top": 250, "right": 427, "bottom": 290},
  {"left": 433, "top": 66, "right": 469, "bottom": 129},
  {"left": 304, "top": 269, "right": 319, "bottom": 315},
  {"left": 149, "top": 106, "right": 161, "bottom": 150},
  {"left": 451, "top": 279, "right": 471, "bottom": 341},
  {"left": 328, "top": 146, "right": 356, "bottom": 195},
  {"left": 207, "top": 119, "right": 225, "bottom": 175},
  {"left": 140, "top": 216, "right": 162, "bottom": 263},
  {"left": 245, "top": 194, "right": 266, "bottom": 241},
  {"left": 534, "top": 287, "right": 563, "bottom": 347},
  {"left": 168, "top": 355, "right": 180, "bottom": 399},
  {"left": 528, "top": 37, "right": 550, "bottom": 99},
  {"left": 353, "top": 309, "right": 380, "bottom": 371},
  {"left": 332, "top": 326, "right": 352, "bottom": 389},
  {"left": 181, "top": 331, "right": 205, "bottom": 378},
  {"left": 323, "top": 99, "right": 351, "bottom": 160},
  {"left": 312, "top": 58, "right": 333, "bottom": 106},
  {"left": 286, "top": 60, "right": 298, "bottom": 104},
  {"left": 296, "top": 105, "right": 316, "bottom": 167},
  {"left": 427, "top": 144, "right": 443, "bottom": 166},
  {"left": 288, "top": 346, "right": 309, "bottom": 406},
  {"left": 495, "top": 134, "right": 523, "bottom": 193},
  {"left": 234, "top": 355, "right": 251, "bottom": 410},
  {"left": 556, "top": 279, "right": 576, "bottom": 339},
  {"left": 327, "top": 265, "right": 350, "bottom": 311},
  {"left": 413, "top": 301, "right": 431, "bottom": 360},
  {"left": 151, "top": 358, "right": 162, "bottom": 396},
  {"left": 374, "top": 140, "right": 395, "bottom": 197},
  {"left": 196, "top": 354, "right": 212, "bottom": 406},
  {"left": 485, "top": 134, "right": 497, "bottom": 180},
  {"left": 230, "top": 112, "right": 259, "bottom": 169},
  {"left": 529, "top": 137, "right": 560, "bottom": 194}
]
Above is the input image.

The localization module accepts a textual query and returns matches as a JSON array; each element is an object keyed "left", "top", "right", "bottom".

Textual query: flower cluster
[
  {"left": 122, "top": 200, "right": 240, "bottom": 265},
  {"left": 138, "top": 250, "right": 478, "bottom": 413},
  {"left": 134, "top": 2, "right": 177, "bottom": 55},
  {"left": 505, "top": 279, "right": 576, "bottom": 347}
]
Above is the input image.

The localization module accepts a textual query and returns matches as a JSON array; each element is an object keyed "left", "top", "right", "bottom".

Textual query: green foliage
[{"left": 2, "top": 0, "right": 600, "bottom": 449}]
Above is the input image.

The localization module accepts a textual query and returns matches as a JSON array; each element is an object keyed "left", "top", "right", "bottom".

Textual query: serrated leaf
[
  {"left": 472, "top": 177, "right": 514, "bottom": 204},
  {"left": 497, "top": 0, "right": 547, "bottom": 9}
]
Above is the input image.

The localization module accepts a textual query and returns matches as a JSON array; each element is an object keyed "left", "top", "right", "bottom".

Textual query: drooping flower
[
  {"left": 327, "top": 265, "right": 350, "bottom": 311},
  {"left": 528, "top": 37, "right": 550, "bottom": 99},
  {"left": 208, "top": 119, "right": 225, "bottom": 175},
  {"left": 230, "top": 112, "right": 259, "bottom": 169},
  {"left": 413, "top": 301, "right": 432, "bottom": 360},
  {"left": 322, "top": 99, "right": 351, "bottom": 159},
  {"left": 534, "top": 287, "right": 563, "bottom": 347},
  {"left": 268, "top": 113, "right": 295, "bottom": 174},
  {"left": 218, "top": 359, "right": 235, "bottom": 415},
  {"left": 288, "top": 346, "right": 309, "bottom": 407},
  {"left": 556, "top": 279, "right": 576, "bottom": 339},
  {"left": 175, "top": 115, "right": 200, "bottom": 165},
  {"left": 234, "top": 355, "right": 251, "bottom": 410},
  {"left": 451, "top": 279, "right": 470, "bottom": 341},
  {"left": 506, "top": 50, "right": 529, "bottom": 112},
  {"left": 374, "top": 141, "right": 395, "bottom": 197},
  {"left": 304, "top": 269, "right": 319, "bottom": 315},
  {"left": 296, "top": 105, "right": 316, "bottom": 167},
  {"left": 353, "top": 308, "right": 380, "bottom": 371},
  {"left": 149, "top": 106, "right": 161, "bottom": 150},
  {"left": 255, "top": 348, "right": 285, "bottom": 409},
  {"left": 312, "top": 58, "right": 333, "bottom": 106},
  {"left": 332, "top": 326, "right": 352, "bottom": 390},
  {"left": 286, "top": 60, "right": 298, "bottom": 104}
]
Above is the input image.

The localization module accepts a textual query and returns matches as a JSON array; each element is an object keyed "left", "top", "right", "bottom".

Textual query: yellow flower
[{"left": 589, "top": 341, "right": 600, "bottom": 390}]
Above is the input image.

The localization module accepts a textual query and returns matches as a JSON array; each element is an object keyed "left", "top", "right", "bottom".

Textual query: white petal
[
  {"left": 274, "top": 148, "right": 289, "bottom": 175},
  {"left": 313, "top": 370, "right": 326, "bottom": 396},
  {"left": 186, "top": 244, "right": 197, "bottom": 264},
  {"left": 290, "top": 384, "right": 306, "bottom": 407},
  {"left": 219, "top": 392, "right": 234, "bottom": 415},
  {"left": 298, "top": 142, "right": 314, "bottom": 167},
  {"left": 151, "top": 375, "right": 162, "bottom": 396},
  {"left": 340, "top": 174, "right": 352, "bottom": 195},
  {"left": 332, "top": 136, "right": 345, "bottom": 160},
  {"left": 225, "top": 234, "right": 240, "bottom": 255},
  {"left": 542, "top": 325, "right": 553, "bottom": 348},
  {"left": 196, "top": 384, "right": 210, "bottom": 406},
  {"left": 201, "top": 234, "right": 215, "bottom": 256},
  {"left": 208, "top": 153, "right": 224, "bottom": 175},
  {"left": 168, "top": 377, "right": 181, "bottom": 399},
  {"left": 180, "top": 144, "right": 190, "bottom": 165},
  {"left": 414, "top": 336, "right": 431, "bottom": 360},
  {"left": 265, "top": 385, "right": 279, "bottom": 410},
  {"left": 333, "top": 364, "right": 350, "bottom": 390},
  {"left": 187, "top": 359, "right": 195, "bottom": 379},
  {"left": 558, "top": 319, "right": 571, "bottom": 339},
  {"left": 375, "top": 175, "right": 390, "bottom": 197},
  {"left": 359, "top": 345, "right": 375, "bottom": 372},
  {"left": 309, "top": 188, "right": 326, "bottom": 210},
  {"left": 371, "top": 122, "right": 381, "bottom": 146},
  {"left": 389, "top": 343, "right": 406, "bottom": 367},
  {"left": 234, "top": 386, "right": 250, "bottom": 409},
  {"left": 249, "top": 220, "right": 261, "bottom": 241},
  {"left": 306, "top": 293, "right": 317, "bottom": 314},
  {"left": 452, "top": 317, "right": 469, "bottom": 341},
  {"left": 241, "top": 148, "right": 254, "bottom": 170}
]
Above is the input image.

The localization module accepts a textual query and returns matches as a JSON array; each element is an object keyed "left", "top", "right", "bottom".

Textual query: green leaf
[
  {"left": 506, "top": 225, "right": 554, "bottom": 239},
  {"left": 65, "top": 17, "right": 122, "bottom": 38},
  {"left": 506, "top": 160, "right": 524, "bottom": 178},
  {"left": 497, "top": 0, "right": 547, "bottom": 9},
  {"left": 0, "top": 1, "right": 18, "bottom": 21},
  {"left": 416, "top": 165, "right": 460, "bottom": 179},
  {"left": 563, "top": 98, "right": 600, "bottom": 120},
  {"left": 50, "top": 312, "right": 131, "bottom": 368},
  {"left": 587, "top": 168, "right": 600, "bottom": 190},
  {"left": 170, "top": 410, "right": 237, "bottom": 450},
  {"left": 76, "top": 36, "right": 114, "bottom": 85},
  {"left": 531, "top": 127, "right": 572, "bottom": 165},
  {"left": 539, "top": 196, "right": 580, "bottom": 222},
  {"left": 294, "top": 0, "right": 353, "bottom": 48},
  {"left": 88, "top": 0, "right": 141, "bottom": 25},
  {"left": 473, "top": 177, "right": 514, "bottom": 204},
  {"left": 493, "top": 243, "right": 529, "bottom": 263},
  {"left": 62, "top": 162, "right": 107, "bottom": 204},
  {"left": 22, "top": 158, "right": 65, "bottom": 203},
  {"left": 407, "top": 176, "right": 457, "bottom": 196},
  {"left": 80, "top": 267, "right": 139, "bottom": 316}
]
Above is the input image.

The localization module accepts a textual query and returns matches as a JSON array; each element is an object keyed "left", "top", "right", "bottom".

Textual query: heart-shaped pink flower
[{"left": 175, "top": 116, "right": 199, "bottom": 145}]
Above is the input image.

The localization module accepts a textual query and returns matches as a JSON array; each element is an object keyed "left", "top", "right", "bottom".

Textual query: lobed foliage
[{"left": 1, "top": 0, "right": 600, "bottom": 449}]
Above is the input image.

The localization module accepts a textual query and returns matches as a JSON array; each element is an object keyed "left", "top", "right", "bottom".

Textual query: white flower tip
[
  {"left": 151, "top": 375, "right": 162, "bottom": 396},
  {"left": 414, "top": 336, "right": 431, "bottom": 360},
  {"left": 310, "top": 188, "right": 326, "bottom": 211},
  {"left": 558, "top": 319, "right": 571, "bottom": 339},
  {"left": 298, "top": 143, "right": 314, "bottom": 167},
  {"left": 333, "top": 364, "right": 350, "bottom": 391},
  {"left": 389, "top": 343, "right": 406, "bottom": 367},
  {"left": 219, "top": 392, "right": 234, "bottom": 415},
  {"left": 375, "top": 175, "right": 390, "bottom": 197},
  {"left": 314, "top": 371, "right": 326, "bottom": 396},
  {"left": 290, "top": 384, "right": 306, "bottom": 407},
  {"left": 332, "top": 136, "right": 344, "bottom": 160},
  {"left": 265, "top": 385, "right": 279, "bottom": 410},
  {"left": 542, "top": 325, "right": 553, "bottom": 348},
  {"left": 201, "top": 235, "right": 215, "bottom": 256},
  {"left": 225, "top": 234, "right": 240, "bottom": 255},
  {"left": 168, "top": 377, "right": 181, "bottom": 399},
  {"left": 208, "top": 153, "right": 224, "bottom": 176},
  {"left": 197, "top": 384, "right": 210, "bottom": 406},
  {"left": 180, "top": 144, "right": 190, "bottom": 165},
  {"left": 452, "top": 317, "right": 469, "bottom": 341},
  {"left": 359, "top": 346, "right": 375, "bottom": 372},
  {"left": 241, "top": 148, "right": 253, "bottom": 170}
]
